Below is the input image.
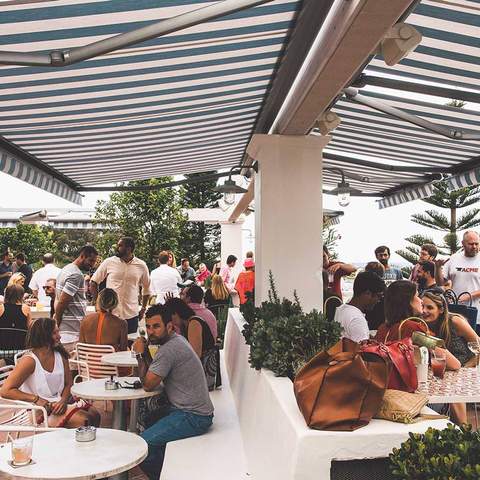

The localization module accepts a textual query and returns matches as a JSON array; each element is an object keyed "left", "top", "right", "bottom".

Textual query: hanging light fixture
[
  {"left": 214, "top": 172, "right": 248, "bottom": 205},
  {"left": 327, "top": 168, "right": 362, "bottom": 207}
]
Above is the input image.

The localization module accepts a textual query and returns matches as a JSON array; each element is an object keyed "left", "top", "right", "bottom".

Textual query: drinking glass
[
  {"left": 467, "top": 340, "right": 480, "bottom": 374},
  {"left": 431, "top": 350, "right": 447, "bottom": 379},
  {"left": 10, "top": 436, "right": 33, "bottom": 466}
]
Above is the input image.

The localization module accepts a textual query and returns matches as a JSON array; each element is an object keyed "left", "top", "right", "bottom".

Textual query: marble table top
[
  {"left": 101, "top": 351, "right": 138, "bottom": 367},
  {"left": 71, "top": 377, "right": 158, "bottom": 401},
  {"left": 0, "top": 428, "right": 147, "bottom": 479}
]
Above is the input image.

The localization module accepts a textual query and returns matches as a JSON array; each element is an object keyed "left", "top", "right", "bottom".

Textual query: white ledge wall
[{"left": 224, "top": 309, "right": 450, "bottom": 480}]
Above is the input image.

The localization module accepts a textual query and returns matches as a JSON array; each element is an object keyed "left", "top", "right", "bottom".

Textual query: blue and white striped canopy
[
  {"left": 323, "top": 0, "right": 480, "bottom": 208},
  {"left": 0, "top": 0, "right": 301, "bottom": 202}
]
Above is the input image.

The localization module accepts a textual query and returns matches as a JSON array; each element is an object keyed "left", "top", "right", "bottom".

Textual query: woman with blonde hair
[
  {"left": 204, "top": 274, "right": 231, "bottom": 318},
  {"left": 7, "top": 272, "right": 26, "bottom": 288},
  {"left": 79, "top": 288, "right": 128, "bottom": 351},
  {"left": 167, "top": 250, "right": 176, "bottom": 268}
]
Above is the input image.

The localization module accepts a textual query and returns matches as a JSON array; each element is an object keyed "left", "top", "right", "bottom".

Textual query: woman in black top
[
  {"left": 0, "top": 284, "right": 31, "bottom": 330},
  {"left": 165, "top": 298, "right": 217, "bottom": 390}
]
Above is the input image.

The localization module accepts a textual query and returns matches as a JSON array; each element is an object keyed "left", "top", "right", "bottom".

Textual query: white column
[
  {"left": 247, "top": 134, "right": 329, "bottom": 312},
  {"left": 220, "top": 220, "right": 244, "bottom": 279}
]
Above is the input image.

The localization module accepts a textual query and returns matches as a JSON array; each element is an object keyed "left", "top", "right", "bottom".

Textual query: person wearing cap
[{"left": 235, "top": 259, "right": 255, "bottom": 305}]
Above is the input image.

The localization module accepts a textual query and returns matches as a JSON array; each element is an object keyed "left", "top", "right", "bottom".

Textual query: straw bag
[
  {"left": 294, "top": 338, "right": 390, "bottom": 431},
  {"left": 375, "top": 389, "right": 429, "bottom": 424}
]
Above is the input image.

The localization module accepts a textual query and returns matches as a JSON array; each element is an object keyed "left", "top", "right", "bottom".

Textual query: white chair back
[
  {"left": 75, "top": 343, "right": 118, "bottom": 380},
  {"left": 0, "top": 401, "right": 48, "bottom": 439},
  {"left": 14, "top": 350, "right": 28, "bottom": 365}
]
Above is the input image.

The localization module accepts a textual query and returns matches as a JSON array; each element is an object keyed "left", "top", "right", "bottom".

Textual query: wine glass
[{"left": 467, "top": 340, "right": 480, "bottom": 374}]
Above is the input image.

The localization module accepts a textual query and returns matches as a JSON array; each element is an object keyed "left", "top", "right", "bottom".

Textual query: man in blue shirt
[
  {"left": 0, "top": 251, "right": 13, "bottom": 295},
  {"left": 374, "top": 245, "right": 404, "bottom": 283}
]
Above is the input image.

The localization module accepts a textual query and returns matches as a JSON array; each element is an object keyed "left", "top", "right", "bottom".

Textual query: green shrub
[
  {"left": 390, "top": 424, "right": 480, "bottom": 479},
  {"left": 241, "top": 272, "right": 341, "bottom": 379}
]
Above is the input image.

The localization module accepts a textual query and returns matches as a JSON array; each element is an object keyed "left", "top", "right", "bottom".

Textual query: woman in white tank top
[{"left": 0, "top": 318, "right": 100, "bottom": 428}]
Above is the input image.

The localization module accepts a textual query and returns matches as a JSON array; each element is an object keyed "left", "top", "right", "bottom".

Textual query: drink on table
[
  {"left": 11, "top": 436, "right": 33, "bottom": 466},
  {"left": 431, "top": 350, "right": 447, "bottom": 379}
]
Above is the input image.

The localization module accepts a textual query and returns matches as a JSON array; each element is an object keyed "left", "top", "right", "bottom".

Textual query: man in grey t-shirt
[
  {"left": 133, "top": 304, "right": 214, "bottom": 480},
  {"left": 54, "top": 245, "right": 98, "bottom": 343}
]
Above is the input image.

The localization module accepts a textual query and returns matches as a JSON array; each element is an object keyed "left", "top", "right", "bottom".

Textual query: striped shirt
[{"left": 55, "top": 263, "right": 86, "bottom": 336}]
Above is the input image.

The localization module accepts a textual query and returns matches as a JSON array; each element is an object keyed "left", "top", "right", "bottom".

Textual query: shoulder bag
[{"left": 294, "top": 338, "right": 390, "bottom": 431}]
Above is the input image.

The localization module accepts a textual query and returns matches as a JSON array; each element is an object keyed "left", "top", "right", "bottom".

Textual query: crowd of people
[
  {"left": 327, "top": 231, "right": 480, "bottom": 425},
  {"left": 0, "top": 237, "right": 255, "bottom": 479}
]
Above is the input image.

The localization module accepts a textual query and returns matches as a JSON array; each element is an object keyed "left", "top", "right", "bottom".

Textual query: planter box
[{"left": 224, "top": 308, "right": 450, "bottom": 480}]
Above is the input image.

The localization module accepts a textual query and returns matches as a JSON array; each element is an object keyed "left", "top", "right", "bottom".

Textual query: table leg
[
  {"left": 110, "top": 401, "right": 129, "bottom": 480},
  {"left": 128, "top": 399, "right": 138, "bottom": 433}
]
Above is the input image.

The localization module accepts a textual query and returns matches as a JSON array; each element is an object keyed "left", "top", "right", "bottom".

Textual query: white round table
[
  {"left": 71, "top": 377, "right": 157, "bottom": 436},
  {"left": 0, "top": 428, "right": 147, "bottom": 480},
  {"left": 101, "top": 351, "right": 138, "bottom": 368},
  {"left": 30, "top": 305, "right": 95, "bottom": 320}
]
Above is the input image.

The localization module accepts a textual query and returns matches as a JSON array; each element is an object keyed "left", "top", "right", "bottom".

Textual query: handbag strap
[
  {"left": 444, "top": 289, "right": 458, "bottom": 305},
  {"left": 457, "top": 291, "right": 473, "bottom": 306},
  {"left": 398, "top": 317, "right": 428, "bottom": 340}
]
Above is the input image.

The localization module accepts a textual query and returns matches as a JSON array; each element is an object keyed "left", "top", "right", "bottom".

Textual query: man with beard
[
  {"left": 417, "top": 261, "right": 443, "bottom": 296},
  {"left": 436, "top": 231, "right": 480, "bottom": 323},
  {"left": 374, "top": 245, "right": 403, "bottom": 283},
  {"left": 133, "top": 304, "right": 214, "bottom": 480},
  {"left": 54, "top": 245, "right": 98, "bottom": 347},
  {"left": 91, "top": 237, "right": 151, "bottom": 334},
  {"left": 409, "top": 243, "right": 438, "bottom": 284}
]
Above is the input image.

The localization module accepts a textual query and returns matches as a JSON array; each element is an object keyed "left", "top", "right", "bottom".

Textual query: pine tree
[{"left": 178, "top": 172, "right": 222, "bottom": 268}]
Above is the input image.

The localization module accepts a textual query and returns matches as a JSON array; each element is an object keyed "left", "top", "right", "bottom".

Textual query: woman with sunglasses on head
[{"left": 422, "top": 291, "right": 480, "bottom": 424}]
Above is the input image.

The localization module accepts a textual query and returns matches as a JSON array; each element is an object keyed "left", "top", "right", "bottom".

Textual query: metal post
[
  {"left": 343, "top": 87, "right": 480, "bottom": 141},
  {"left": 0, "top": 0, "right": 275, "bottom": 67}
]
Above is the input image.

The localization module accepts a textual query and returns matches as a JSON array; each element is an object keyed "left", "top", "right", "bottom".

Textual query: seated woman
[
  {"left": 204, "top": 274, "right": 231, "bottom": 318},
  {"left": 0, "top": 284, "right": 32, "bottom": 330},
  {"left": 195, "top": 263, "right": 211, "bottom": 287},
  {"left": 376, "top": 280, "right": 429, "bottom": 341},
  {"left": 79, "top": 288, "right": 128, "bottom": 351},
  {"left": 7, "top": 272, "right": 26, "bottom": 289},
  {"left": 165, "top": 298, "right": 217, "bottom": 390},
  {"left": 376, "top": 280, "right": 460, "bottom": 370},
  {"left": 422, "top": 291, "right": 479, "bottom": 424},
  {"left": 0, "top": 317, "right": 100, "bottom": 428}
]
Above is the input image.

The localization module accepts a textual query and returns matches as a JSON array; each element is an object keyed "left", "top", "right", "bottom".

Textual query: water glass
[{"left": 11, "top": 436, "right": 33, "bottom": 466}]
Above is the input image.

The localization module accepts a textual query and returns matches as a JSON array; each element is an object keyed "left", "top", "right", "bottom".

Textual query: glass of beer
[{"left": 11, "top": 436, "right": 33, "bottom": 466}]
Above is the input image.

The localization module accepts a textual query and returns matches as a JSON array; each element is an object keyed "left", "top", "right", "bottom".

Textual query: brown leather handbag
[{"left": 293, "top": 338, "right": 390, "bottom": 431}]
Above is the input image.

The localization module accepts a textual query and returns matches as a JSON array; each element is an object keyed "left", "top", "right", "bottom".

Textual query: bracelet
[{"left": 32, "top": 395, "right": 39, "bottom": 404}]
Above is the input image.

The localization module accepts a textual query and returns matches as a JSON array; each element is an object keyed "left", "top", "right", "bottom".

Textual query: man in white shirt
[
  {"left": 334, "top": 271, "right": 386, "bottom": 343},
  {"left": 29, "top": 253, "right": 61, "bottom": 304},
  {"left": 436, "top": 230, "right": 480, "bottom": 323},
  {"left": 91, "top": 237, "right": 151, "bottom": 333},
  {"left": 151, "top": 250, "right": 182, "bottom": 304}
]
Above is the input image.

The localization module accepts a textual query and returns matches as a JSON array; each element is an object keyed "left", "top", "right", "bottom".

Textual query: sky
[{"left": 0, "top": 169, "right": 457, "bottom": 268}]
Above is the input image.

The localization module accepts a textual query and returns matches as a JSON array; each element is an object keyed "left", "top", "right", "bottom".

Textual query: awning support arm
[
  {"left": 343, "top": 87, "right": 480, "bottom": 140},
  {"left": 0, "top": 0, "right": 274, "bottom": 67}
]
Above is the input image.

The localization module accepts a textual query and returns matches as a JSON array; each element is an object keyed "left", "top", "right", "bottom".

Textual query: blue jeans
[
  {"left": 126, "top": 315, "right": 139, "bottom": 334},
  {"left": 140, "top": 408, "right": 213, "bottom": 480}
]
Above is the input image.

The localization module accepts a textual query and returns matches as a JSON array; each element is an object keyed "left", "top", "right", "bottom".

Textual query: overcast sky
[{"left": 0, "top": 169, "right": 457, "bottom": 267}]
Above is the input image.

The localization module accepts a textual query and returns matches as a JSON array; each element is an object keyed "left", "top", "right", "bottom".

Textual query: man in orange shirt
[{"left": 235, "top": 259, "right": 255, "bottom": 304}]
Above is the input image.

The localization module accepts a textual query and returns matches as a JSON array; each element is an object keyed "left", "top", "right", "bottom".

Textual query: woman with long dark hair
[
  {"left": 1, "top": 318, "right": 100, "bottom": 428},
  {"left": 165, "top": 298, "right": 217, "bottom": 390},
  {"left": 375, "top": 280, "right": 427, "bottom": 342}
]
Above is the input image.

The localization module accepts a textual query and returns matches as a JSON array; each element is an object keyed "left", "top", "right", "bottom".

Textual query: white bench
[{"left": 161, "top": 355, "right": 249, "bottom": 479}]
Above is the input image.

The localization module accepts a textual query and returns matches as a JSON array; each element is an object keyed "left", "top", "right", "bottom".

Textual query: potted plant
[
  {"left": 390, "top": 424, "right": 480, "bottom": 479},
  {"left": 240, "top": 272, "right": 341, "bottom": 379}
]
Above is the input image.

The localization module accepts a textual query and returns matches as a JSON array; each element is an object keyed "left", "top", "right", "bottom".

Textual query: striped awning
[
  {"left": 321, "top": 0, "right": 480, "bottom": 208},
  {"left": 368, "top": 0, "right": 480, "bottom": 93},
  {"left": 0, "top": 0, "right": 301, "bottom": 201}
]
